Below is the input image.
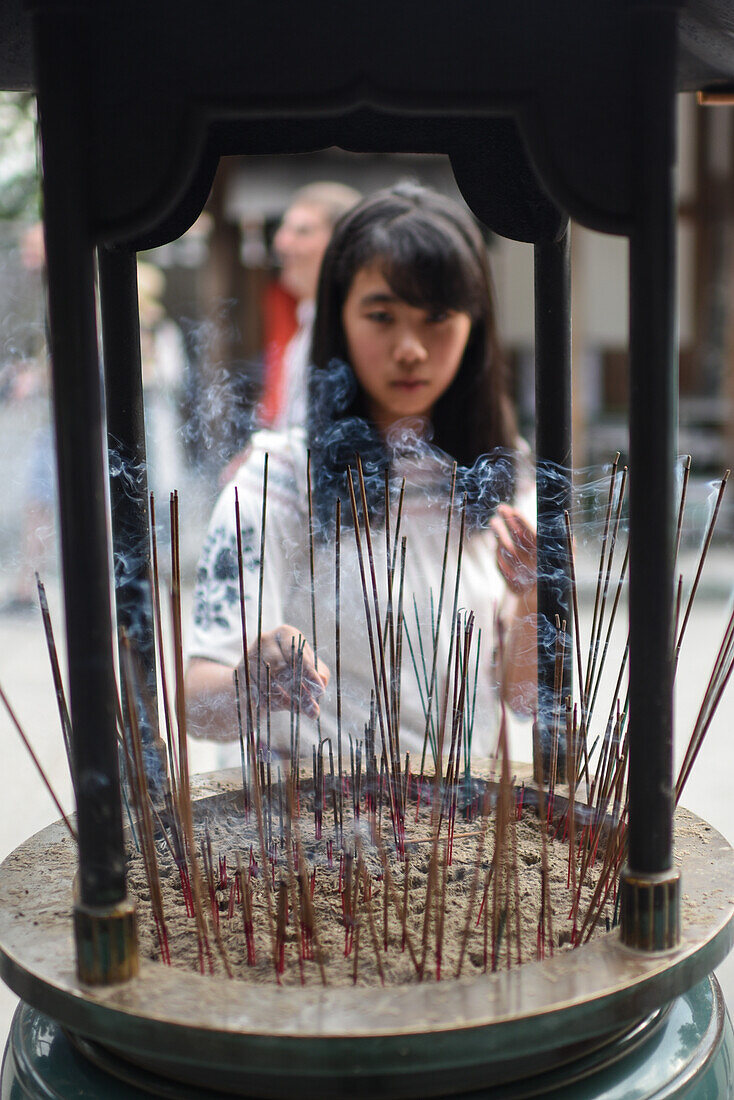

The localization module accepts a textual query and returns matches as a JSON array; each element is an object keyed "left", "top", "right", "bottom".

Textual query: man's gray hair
[{"left": 288, "top": 181, "right": 362, "bottom": 227}]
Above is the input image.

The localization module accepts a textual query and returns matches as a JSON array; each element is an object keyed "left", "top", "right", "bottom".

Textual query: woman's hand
[
  {"left": 185, "top": 627, "right": 330, "bottom": 742},
  {"left": 246, "top": 625, "right": 331, "bottom": 719},
  {"left": 490, "top": 504, "right": 537, "bottom": 599}
]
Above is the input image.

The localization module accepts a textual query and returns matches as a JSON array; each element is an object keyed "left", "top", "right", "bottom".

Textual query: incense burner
[
  {"left": 1, "top": 771, "right": 733, "bottom": 1097},
  {"left": 3, "top": 0, "right": 734, "bottom": 1094}
]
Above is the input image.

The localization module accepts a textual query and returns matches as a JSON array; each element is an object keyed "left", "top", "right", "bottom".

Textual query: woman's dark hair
[{"left": 308, "top": 182, "right": 519, "bottom": 528}]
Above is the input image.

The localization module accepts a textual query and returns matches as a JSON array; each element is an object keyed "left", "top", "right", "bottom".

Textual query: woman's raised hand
[
  {"left": 245, "top": 625, "right": 331, "bottom": 719},
  {"left": 490, "top": 504, "right": 537, "bottom": 598}
]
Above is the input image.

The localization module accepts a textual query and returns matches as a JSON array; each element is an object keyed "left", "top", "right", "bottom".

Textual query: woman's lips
[{"left": 391, "top": 380, "right": 428, "bottom": 391}]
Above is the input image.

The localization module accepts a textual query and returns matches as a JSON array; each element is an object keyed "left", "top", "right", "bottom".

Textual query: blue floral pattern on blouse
[{"left": 192, "top": 522, "right": 259, "bottom": 632}]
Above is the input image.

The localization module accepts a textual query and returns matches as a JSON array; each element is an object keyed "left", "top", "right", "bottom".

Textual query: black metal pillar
[
  {"left": 620, "top": 7, "right": 680, "bottom": 951},
  {"left": 31, "top": 10, "right": 137, "bottom": 982},
  {"left": 534, "top": 225, "right": 572, "bottom": 778},
  {"left": 98, "top": 246, "right": 166, "bottom": 798}
]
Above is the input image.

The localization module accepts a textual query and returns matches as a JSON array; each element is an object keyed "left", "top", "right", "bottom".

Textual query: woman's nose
[{"left": 394, "top": 329, "right": 428, "bottom": 365}]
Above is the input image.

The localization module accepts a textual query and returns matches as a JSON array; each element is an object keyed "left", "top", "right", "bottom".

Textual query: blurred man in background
[
  {"left": 260, "top": 181, "right": 361, "bottom": 430},
  {"left": 218, "top": 181, "right": 360, "bottom": 487}
]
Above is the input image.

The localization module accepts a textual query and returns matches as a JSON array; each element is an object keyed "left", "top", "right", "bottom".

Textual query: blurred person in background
[
  {"left": 219, "top": 182, "right": 362, "bottom": 490},
  {"left": 261, "top": 181, "right": 362, "bottom": 431}
]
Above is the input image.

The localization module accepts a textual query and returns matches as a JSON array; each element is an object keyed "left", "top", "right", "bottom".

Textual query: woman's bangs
[{"left": 373, "top": 218, "right": 484, "bottom": 317}]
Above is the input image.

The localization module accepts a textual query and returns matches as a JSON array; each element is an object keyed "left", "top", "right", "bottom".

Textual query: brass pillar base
[
  {"left": 74, "top": 897, "right": 139, "bottom": 985},
  {"left": 619, "top": 866, "right": 680, "bottom": 951}
]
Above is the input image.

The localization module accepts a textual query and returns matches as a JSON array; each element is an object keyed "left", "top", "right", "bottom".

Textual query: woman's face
[{"left": 341, "top": 264, "right": 472, "bottom": 436}]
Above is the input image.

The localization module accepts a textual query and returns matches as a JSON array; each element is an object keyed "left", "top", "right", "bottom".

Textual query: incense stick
[
  {"left": 335, "top": 498, "right": 343, "bottom": 842},
  {"left": 0, "top": 680, "right": 76, "bottom": 841},
  {"left": 676, "top": 470, "right": 730, "bottom": 663},
  {"left": 419, "top": 463, "right": 458, "bottom": 779},
  {"left": 346, "top": 466, "right": 399, "bottom": 843},
  {"left": 149, "top": 494, "right": 179, "bottom": 792},
  {"left": 355, "top": 457, "right": 398, "bottom": 779},
  {"left": 674, "top": 455, "right": 692, "bottom": 570},
  {"left": 233, "top": 488, "right": 279, "bottom": 978},
  {"left": 120, "top": 633, "right": 170, "bottom": 963},
  {"left": 35, "top": 574, "right": 74, "bottom": 783},
  {"left": 306, "top": 453, "right": 322, "bottom": 745},
  {"left": 256, "top": 453, "right": 269, "bottom": 751}
]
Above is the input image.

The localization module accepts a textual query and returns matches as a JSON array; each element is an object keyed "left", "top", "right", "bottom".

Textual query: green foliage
[{"left": 0, "top": 91, "right": 40, "bottom": 222}]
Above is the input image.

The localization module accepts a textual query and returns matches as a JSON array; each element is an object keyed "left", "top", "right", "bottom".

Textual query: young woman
[{"left": 186, "top": 183, "right": 537, "bottom": 762}]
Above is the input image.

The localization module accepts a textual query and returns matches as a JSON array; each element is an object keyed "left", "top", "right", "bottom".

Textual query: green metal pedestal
[{"left": 2, "top": 976, "right": 732, "bottom": 1098}]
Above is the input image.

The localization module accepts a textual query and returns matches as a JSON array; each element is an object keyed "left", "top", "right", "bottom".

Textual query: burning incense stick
[
  {"left": 305, "top": 453, "right": 323, "bottom": 746},
  {"left": 355, "top": 457, "right": 399, "bottom": 779},
  {"left": 674, "top": 455, "right": 692, "bottom": 569},
  {"left": 149, "top": 494, "right": 178, "bottom": 791},
  {"left": 490, "top": 691, "right": 512, "bottom": 971},
  {"left": 351, "top": 853, "right": 362, "bottom": 984},
  {"left": 120, "top": 634, "right": 170, "bottom": 963},
  {"left": 334, "top": 497, "right": 344, "bottom": 842},
  {"left": 391, "top": 477, "right": 407, "bottom": 584},
  {"left": 393, "top": 537, "right": 407, "bottom": 753},
  {"left": 35, "top": 574, "right": 74, "bottom": 782},
  {"left": 508, "top": 782, "right": 522, "bottom": 967},
  {"left": 236, "top": 854, "right": 257, "bottom": 966},
  {"left": 585, "top": 544, "right": 629, "bottom": 734},
  {"left": 584, "top": 455, "right": 619, "bottom": 699},
  {"left": 346, "top": 466, "right": 399, "bottom": 843},
  {"left": 676, "top": 470, "right": 730, "bottom": 663},
  {"left": 419, "top": 463, "right": 458, "bottom": 779},
  {"left": 235, "top": 662, "right": 278, "bottom": 979},
  {"left": 563, "top": 511, "right": 585, "bottom": 719},
  {"left": 168, "top": 498, "right": 223, "bottom": 973},
  {"left": 234, "top": 488, "right": 256, "bottom": 760},
  {"left": 584, "top": 465, "right": 628, "bottom": 713},
  {"left": 256, "top": 453, "right": 269, "bottom": 751}
]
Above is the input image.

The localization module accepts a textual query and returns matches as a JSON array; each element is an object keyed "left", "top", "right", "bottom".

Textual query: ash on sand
[{"left": 127, "top": 787, "right": 611, "bottom": 986}]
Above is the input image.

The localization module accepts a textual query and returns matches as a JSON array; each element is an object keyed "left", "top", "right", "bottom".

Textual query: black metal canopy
[
  {"left": 5, "top": 0, "right": 729, "bottom": 244},
  {"left": 8, "top": 0, "right": 734, "bottom": 975},
  {"left": 21, "top": 1, "right": 679, "bottom": 244}
]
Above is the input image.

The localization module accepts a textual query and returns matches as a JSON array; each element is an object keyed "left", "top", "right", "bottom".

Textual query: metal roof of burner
[{"left": 2, "top": 0, "right": 733, "bottom": 249}]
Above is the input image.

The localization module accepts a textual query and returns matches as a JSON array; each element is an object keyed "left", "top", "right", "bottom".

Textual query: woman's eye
[
  {"left": 366, "top": 310, "right": 393, "bottom": 323},
  {"left": 426, "top": 309, "right": 450, "bottom": 324}
]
